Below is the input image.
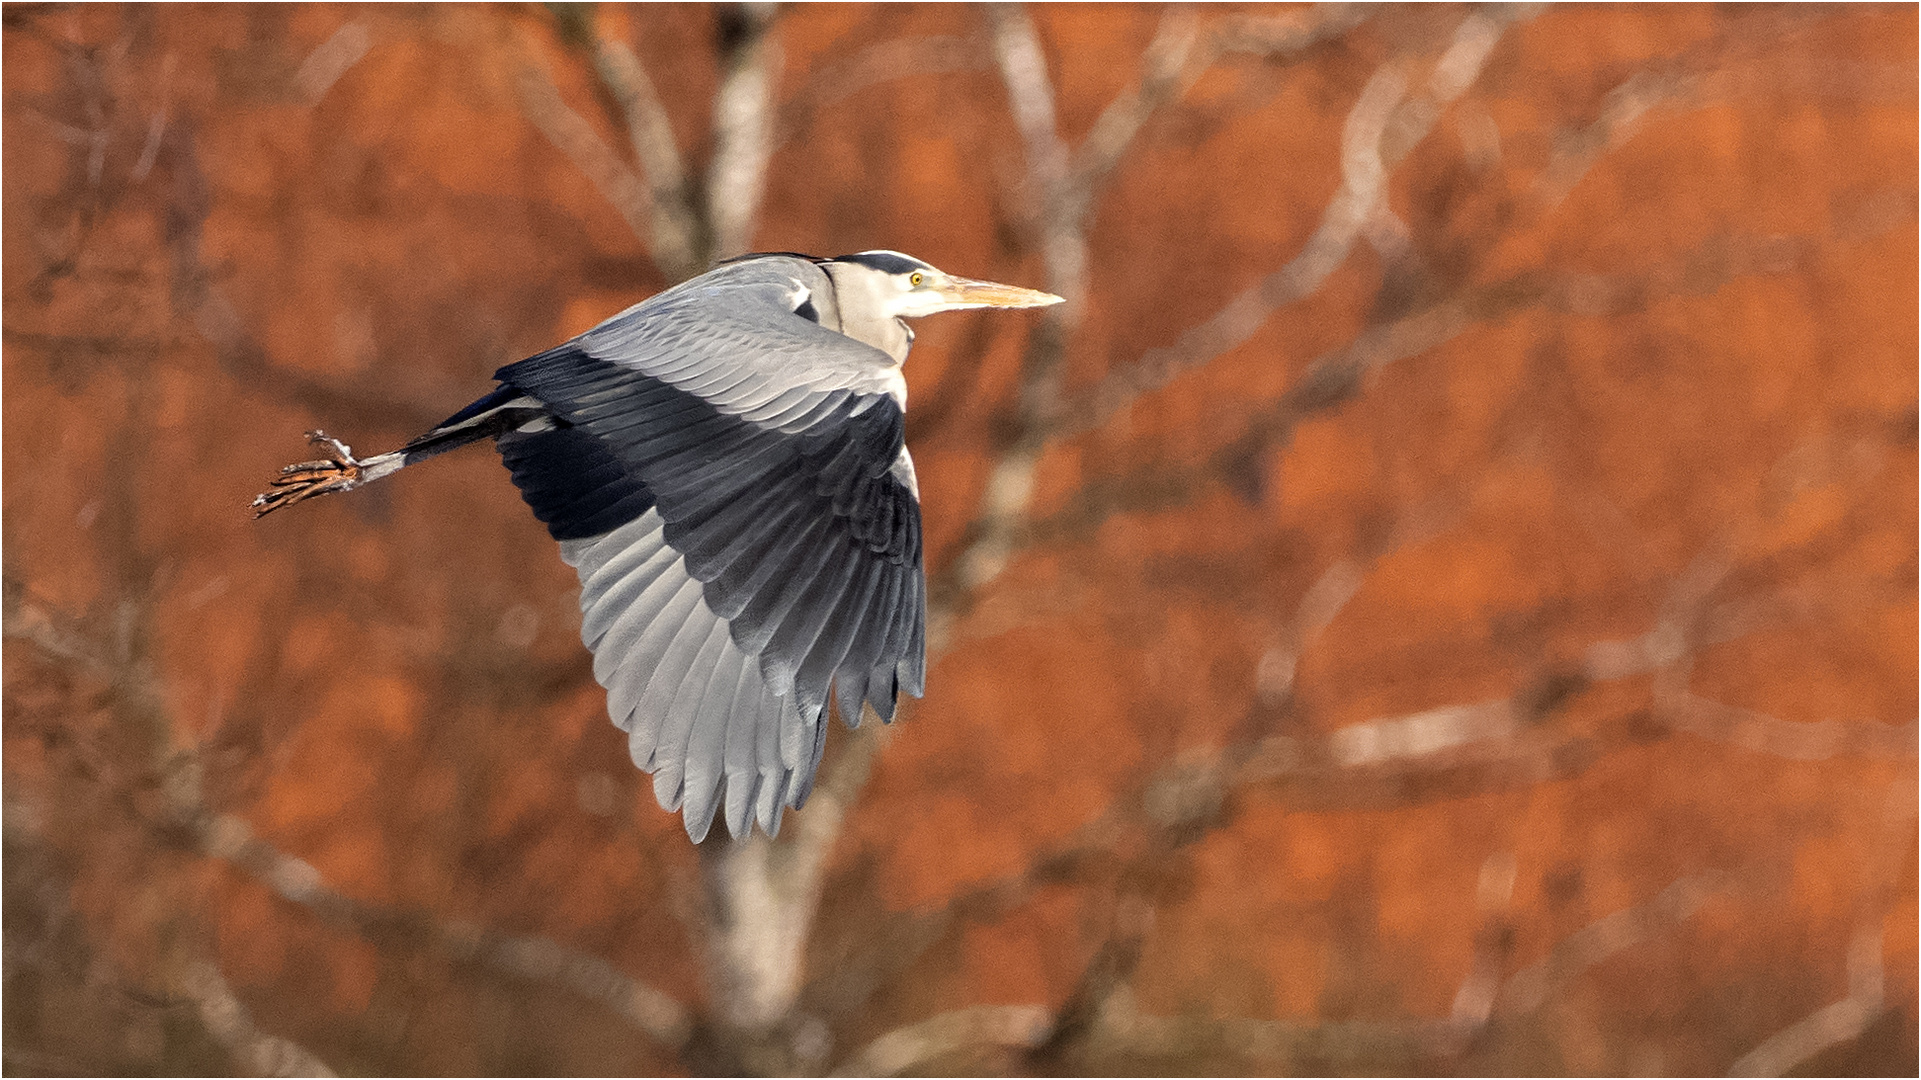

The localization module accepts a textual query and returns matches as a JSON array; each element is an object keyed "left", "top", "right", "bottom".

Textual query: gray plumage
[{"left": 254, "top": 250, "right": 1061, "bottom": 841}]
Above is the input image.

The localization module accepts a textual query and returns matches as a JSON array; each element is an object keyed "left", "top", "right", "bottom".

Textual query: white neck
[{"left": 822, "top": 262, "right": 914, "bottom": 364}]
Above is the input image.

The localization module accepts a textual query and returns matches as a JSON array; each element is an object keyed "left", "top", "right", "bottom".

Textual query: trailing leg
[
  {"left": 251, "top": 431, "right": 406, "bottom": 517},
  {"left": 251, "top": 388, "right": 551, "bottom": 518}
]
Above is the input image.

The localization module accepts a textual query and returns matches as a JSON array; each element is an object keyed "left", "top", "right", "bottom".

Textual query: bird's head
[{"left": 824, "top": 250, "right": 1063, "bottom": 320}]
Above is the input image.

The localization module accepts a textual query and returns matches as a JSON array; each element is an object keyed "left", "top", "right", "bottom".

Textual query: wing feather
[
  {"left": 708, "top": 512, "right": 838, "bottom": 627},
  {"left": 679, "top": 471, "right": 816, "bottom": 586},
  {"left": 577, "top": 523, "right": 677, "bottom": 652},
  {"left": 786, "top": 712, "right": 831, "bottom": 809},
  {"left": 721, "top": 652, "right": 761, "bottom": 840},
  {"left": 665, "top": 620, "right": 738, "bottom": 840},
  {"left": 738, "top": 384, "right": 817, "bottom": 424},
  {"left": 799, "top": 562, "right": 883, "bottom": 720},
  {"left": 492, "top": 255, "right": 926, "bottom": 839},
  {"left": 608, "top": 572, "right": 705, "bottom": 752},
  {"left": 730, "top": 530, "right": 844, "bottom": 669},
  {"left": 643, "top": 601, "right": 731, "bottom": 812},
  {"left": 591, "top": 551, "right": 688, "bottom": 693},
  {"left": 770, "top": 552, "right": 867, "bottom": 712},
  {"left": 755, "top": 675, "right": 789, "bottom": 792}
]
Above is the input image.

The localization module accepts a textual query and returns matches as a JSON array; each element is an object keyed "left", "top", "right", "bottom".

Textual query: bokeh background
[{"left": 4, "top": 3, "right": 1915, "bottom": 1075}]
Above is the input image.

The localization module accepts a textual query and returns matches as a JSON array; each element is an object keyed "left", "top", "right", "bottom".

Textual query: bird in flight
[{"left": 254, "top": 251, "right": 1061, "bottom": 841}]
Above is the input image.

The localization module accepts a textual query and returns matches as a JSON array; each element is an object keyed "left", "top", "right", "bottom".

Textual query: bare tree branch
[
  {"left": 1655, "top": 692, "right": 1915, "bottom": 762},
  {"left": 706, "top": 3, "right": 781, "bottom": 262},
  {"left": 1062, "top": 5, "right": 1202, "bottom": 216},
  {"left": 782, "top": 721, "right": 891, "bottom": 917},
  {"left": 1728, "top": 993, "right": 1887, "bottom": 1078},
  {"left": 294, "top": 20, "right": 370, "bottom": 106},
  {"left": 1069, "top": 4, "right": 1373, "bottom": 212},
  {"left": 841, "top": 990, "right": 1462, "bottom": 1076},
  {"left": 1061, "top": 7, "right": 1522, "bottom": 435},
  {"left": 178, "top": 960, "right": 340, "bottom": 1078},
  {"left": 1727, "top": 772, "right": 1912, "bottom": 1076},
  {"left": 987, "top": 5, "right": 1074, "bottom": 285},
  {"left": 1090, "top": 989, "right": 1454, "bottom": 1071},
  {"left": 1520, "top": 5, "right": 1838, "bottom": 219},
  {"left": 1449, "top": 851, "right": 1519, "bottom": 1028},
  {"left": 1208, "top": 4, "right": 1369, "bottom": 58},
  {"left": 4, "top": 588, "right": 697, "bottom": 1053},
  {"left": 1727, "top": 912, "right": 1897, "bottom": 1076},
  {"left": 777, "top": 35, "right": 988, "bottom": 150},
  {"left": 1532, "top": 68, "right": 1697, "bottom": 212},
  {"left": 1497, "top": 873, "right": 1726, "bottom": 1015},
  {"left": 928, "top": 3, "right": 1090, "bottom": 622},
  {"left": 836, "top": 1004, "right": 1052, "bottom": 1076},
  {"left": 196, "top": 811, "right": 695, "bottom": 1050},
  {"left": 594, "top": 36, "right": 703, "bottom": 280},
  {"left": 514, "top": 57, "right": 660, "bottom": 265},
  {"left": 1266, "top": 493, "right": 1469, "bottom": 729}
]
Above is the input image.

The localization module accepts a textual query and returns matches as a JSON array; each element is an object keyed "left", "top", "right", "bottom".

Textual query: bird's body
[{"left": 254, "top": 251, "right": 1060, "bottom": 841}]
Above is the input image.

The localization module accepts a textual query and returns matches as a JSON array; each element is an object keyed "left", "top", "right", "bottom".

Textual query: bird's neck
[
  {"left": 844, "top": 316, "right": 911, "bottom": 365},
  {"left": 821, "top": 263, "right": 914, "bottom": 364}
]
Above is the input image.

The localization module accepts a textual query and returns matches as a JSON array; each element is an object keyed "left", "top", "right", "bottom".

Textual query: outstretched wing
[{"left": 493, "top": 256, "right": 925, "bottom": 841}]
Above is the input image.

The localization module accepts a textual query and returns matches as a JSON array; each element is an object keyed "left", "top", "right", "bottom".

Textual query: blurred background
[{"left": 4, "top": 3, "right": 1915, "bottom": 1075}]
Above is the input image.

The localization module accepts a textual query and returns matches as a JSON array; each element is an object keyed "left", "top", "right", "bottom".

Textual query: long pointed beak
[{"left": 941, "top": 276, "right": 1065, "bottom": 309}]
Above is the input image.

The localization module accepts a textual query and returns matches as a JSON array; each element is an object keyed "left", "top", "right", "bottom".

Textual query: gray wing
[{"left": 494, "top": 257, "right": 925, "bottom": 842}]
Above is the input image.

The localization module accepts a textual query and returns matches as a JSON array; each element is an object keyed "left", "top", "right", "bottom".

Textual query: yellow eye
[{"left": 909, "top": 272, "right": 924, "bottom": 287}]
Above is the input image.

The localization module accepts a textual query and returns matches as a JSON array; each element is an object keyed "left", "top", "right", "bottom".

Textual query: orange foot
[{"left": 251, "top": 431, "right": 364, "bottom": 518}]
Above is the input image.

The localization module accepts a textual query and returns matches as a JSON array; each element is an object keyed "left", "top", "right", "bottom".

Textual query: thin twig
[
  {"left": 1068, "top": 4, "right": 1371, "bottom": 211},
  {"left": 776, "top": 35, "right": 988, "bottom": 150},
  {"left": 594, "top": 36, "right": 703, "bottom": 280},
  {"left": 1496, "top": 873, "right": 1726, "bottom": 1015},
  {"left": 1727, "top": 776, "right": 1913, "bottom": 1076},
  {"left": 1062, "top": 5, "right": 1203, "bottom": 218},
  {"left": 1449, "top": 851, "right": 1520, "bottom": 1028},
  {"left": 196, "top": 812, "right": 695, "bottom": 1049},
  {"left": 1094, "top": 990, "right": 1455, "bottom": 1070},
  {"left": 1059, "top": 7, "right": 1523, "bottom": 435},
  {"left": 4, "top": 589, "right": 696, "bottom": 1052},
  {"left": 1656, "top": 692, "right": 1915, "bottom": 762},
  {"left": 1727, "top": 995, "right": 1886, "bottom": 1077},
  {"left": 514, "top": 58, "right": 659, "bottom": 264}
]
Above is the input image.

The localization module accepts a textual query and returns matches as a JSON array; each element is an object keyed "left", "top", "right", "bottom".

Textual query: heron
[{"left": 253, "top": 251, "right": 1062, "bottom": 842}]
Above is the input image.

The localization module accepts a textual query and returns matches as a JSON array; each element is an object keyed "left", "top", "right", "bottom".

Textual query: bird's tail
[{"left": 251, "top": 387, "right": 551, "bottom": 518}]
